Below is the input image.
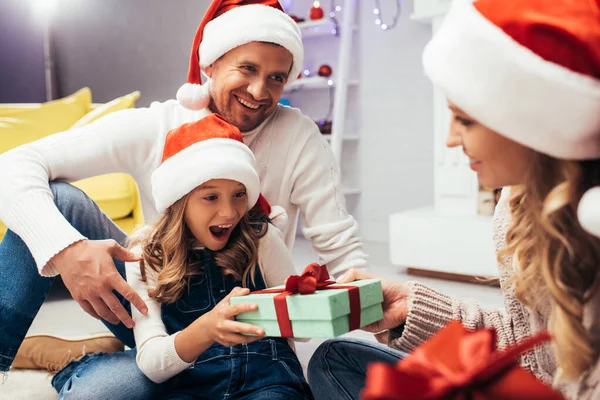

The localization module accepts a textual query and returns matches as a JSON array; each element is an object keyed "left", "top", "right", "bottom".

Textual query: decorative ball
[
  {"left": 317, "top": 64, "right": 333, "bottom": 78},
  {"left": 309, "top": 5, "right": 324, "bottom": 20}
]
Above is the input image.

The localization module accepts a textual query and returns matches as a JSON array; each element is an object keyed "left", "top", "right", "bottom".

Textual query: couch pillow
[
  {"left": 0, "top": 88, "right": 92, "bottom": 153},
  {"left": 71, "top": 91, "right": 141, "bottom": 128}
]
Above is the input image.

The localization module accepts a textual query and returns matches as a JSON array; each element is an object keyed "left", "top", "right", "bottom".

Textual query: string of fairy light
[{"left": 325, "top": 0, "right": 402, "bottom": 31}]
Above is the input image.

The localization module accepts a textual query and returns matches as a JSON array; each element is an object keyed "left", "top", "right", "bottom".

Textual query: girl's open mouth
[{"left": 209, "top": 224, "right": 233, "bottom": 240}]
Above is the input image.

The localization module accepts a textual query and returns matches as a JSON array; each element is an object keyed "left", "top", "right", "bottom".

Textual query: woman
[{"left": 307, "top": 0, "right": 600, "bottom": 399}]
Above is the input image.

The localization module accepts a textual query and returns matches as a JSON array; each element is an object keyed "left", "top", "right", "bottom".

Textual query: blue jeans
[
  {"left": 0, "top": 181, "right": 135, "bottom": 372},
  {"left": 51, "top": 349, "right": 161, "bottom": 400},
  {"left": 52, "top": 345, "right": 309, "bottom": 400},
  {"left": 307, "top": 337, "right": 406, "bottom": 400}
]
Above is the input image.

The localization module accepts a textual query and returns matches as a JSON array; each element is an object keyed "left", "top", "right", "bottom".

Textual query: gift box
[
  {"left": 361, "top": 320, "right": 565, "bottom": 400},
  {"left": 231, "top": 264, "right": 384, "bottom": 338}
]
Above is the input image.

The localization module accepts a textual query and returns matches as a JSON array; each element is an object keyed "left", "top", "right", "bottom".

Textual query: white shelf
[
  {"left": 343, "top": 187, "right": 361, "bottom": 196},
  {"left": 389, "top": 207, "right": 497, "bottom": 278},
  {"left": 284, "top": 77, "right": 358, "bottom": 92},
  {"left": 297, "top": 18, "right": 359, "bottom": 39},
  {"left": 322, "top": 134, "right": 359, "bottom": 142}
]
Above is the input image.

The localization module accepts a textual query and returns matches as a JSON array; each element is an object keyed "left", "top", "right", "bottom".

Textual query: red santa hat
[
  {"left": 152, "top": 114, "right": 288, "bottom": 229},
  {"left": 176, "top": 0, "right": 303, "bottom": 111},
  {"left": 423, "top": 0, "right": 600, "bottom": 237}
]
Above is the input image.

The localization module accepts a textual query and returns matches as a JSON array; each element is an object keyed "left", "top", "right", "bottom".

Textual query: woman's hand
[{"left": 338, "top": 269, "right": 411, "bottom": 335}]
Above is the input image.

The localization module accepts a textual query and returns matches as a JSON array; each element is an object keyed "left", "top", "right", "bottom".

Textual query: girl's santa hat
[
  {"left": 152, "top": 114, "right": 287, "bottom": 229},
  {"left": 176, "top": 0, "right": 303, "bottom": 111},
  {"left": 423, "top": 0, "right": 600, "bottom": 237}
]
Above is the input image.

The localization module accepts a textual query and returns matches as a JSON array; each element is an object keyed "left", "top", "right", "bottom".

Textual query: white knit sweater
[{"left": 0, "top": 101, "right": 367, "bottom": 277}]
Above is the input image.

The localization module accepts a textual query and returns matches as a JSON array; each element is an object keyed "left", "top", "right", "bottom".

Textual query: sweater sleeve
[
  {"left": 0, "top": 107, "right": 162, "bottom": 276},
  {"left": 257, "top": 224, "right": 298, "bottom": 288},
  {"left": 389, "top": 189, "right": 522, "bottom": 356},
  {"left": 389, "top": 282, "right": 517, "bottom": 353},
  {"left": 289, "top": 121, "right": 368, "bottom": 279},
  {"left": 126, "top": 258, "right": 193, "bottom": 384}
]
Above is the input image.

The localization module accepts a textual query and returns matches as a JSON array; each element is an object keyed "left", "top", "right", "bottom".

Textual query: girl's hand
[{"left": 200, "top": 287, "right": 265, "bottom": 347}]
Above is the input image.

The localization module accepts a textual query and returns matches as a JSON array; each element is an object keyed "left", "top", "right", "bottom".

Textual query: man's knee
[
  {"left": 49, "top": 181, "right": 92, "bottom": 213},
  {"left": 56, "top": 353, "right": 160, "bottom": 400}
]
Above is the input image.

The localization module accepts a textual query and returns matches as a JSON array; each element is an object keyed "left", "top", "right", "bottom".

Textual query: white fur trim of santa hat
[
  {"left": 200, "top": 4, "right": 303, "bottom": 84},
  {"left": 151, "top": 138, "right": 260, "bottom": 214},
  {"left": 423, "top": 0, "right": 600, "bottom": 161}
]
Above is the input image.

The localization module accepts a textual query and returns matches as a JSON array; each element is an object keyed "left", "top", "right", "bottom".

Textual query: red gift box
[{"left": 361, "top": 321, "right": 565, "bottom": 400}]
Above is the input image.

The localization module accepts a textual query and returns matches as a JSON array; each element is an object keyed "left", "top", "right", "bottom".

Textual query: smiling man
[{"left": 0, "top": 0, "right": 367, "bottom": 384}]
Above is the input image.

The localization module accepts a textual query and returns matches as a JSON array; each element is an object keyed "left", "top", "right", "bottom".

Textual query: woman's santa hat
[
  {"left": 177, "top": 0, "right": 303, "bottom": 111},
  {"left": 423, "top": 0, "right": 600, "bottom": 237},
  {"left": 152, "top": 114, "right": 287, "bottom": 229}
]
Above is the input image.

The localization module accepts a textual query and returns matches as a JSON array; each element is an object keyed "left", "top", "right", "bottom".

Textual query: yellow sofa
[{"left": 0, "top": 88, "right": 145, "bottom": 240}]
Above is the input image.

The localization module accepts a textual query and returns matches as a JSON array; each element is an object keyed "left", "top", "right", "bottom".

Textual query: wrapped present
[
  {"left": 231, "top": 263, "right": 383, "bottom": 338},
  {"left": 361, "top": 321, "right": 565, "bottom": 400}
]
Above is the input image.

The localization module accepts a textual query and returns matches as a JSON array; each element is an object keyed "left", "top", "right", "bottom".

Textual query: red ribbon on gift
[
  {"left": 361, "top": 321, "right": 565, "bottom": 400},
  {"left": 252, "top": 263, "right": 361, "bottom": 338}
]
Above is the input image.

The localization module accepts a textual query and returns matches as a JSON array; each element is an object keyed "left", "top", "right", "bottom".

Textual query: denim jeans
[
  {"left": 0, "top": 181, "right": 135, "bottom": 372},
  {"left": 307, "top": 337, "right": 406, "bottom": 400},
  {"left": 52, "top": 345, "right": 309, "bottom": 400},
  {"left": 51, "top": 349, "right": 161, "bottom": 400}
]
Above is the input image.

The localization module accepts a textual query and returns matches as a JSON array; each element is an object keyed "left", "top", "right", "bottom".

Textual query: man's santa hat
[
  {"left": 423, "top": 0, "right": 600, "bottom": 237},
  {"left": 152, "top": 114, "right": 287, "bottom": 229},
  {"left": 176, "top": 0, "right": 303, "bottom": 111}
]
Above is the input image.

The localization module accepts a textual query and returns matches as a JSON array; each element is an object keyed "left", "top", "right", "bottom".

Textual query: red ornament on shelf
[
  {"left": 317, "top": 64, "right": 333, "bottom": 78},
  {"left": 309, "top": 1, "right": 324, "bottom": 20}
]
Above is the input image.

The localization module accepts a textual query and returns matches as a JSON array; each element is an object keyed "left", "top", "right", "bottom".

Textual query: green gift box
[{"left": 231, "top": 279, "right": 384, "bottom": 338}]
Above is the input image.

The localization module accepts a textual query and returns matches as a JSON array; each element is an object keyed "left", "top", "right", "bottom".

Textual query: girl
[
  {"left": 52, "top": 114, "right": 314, "bottom": 399},
  {"left": 308, "top": 0, "right": 600, "bottom": 399}
]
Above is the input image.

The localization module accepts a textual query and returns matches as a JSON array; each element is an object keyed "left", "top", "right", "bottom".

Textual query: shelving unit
[
  {"left": 285, "top": 0, "right": 360, "bottom": 195},
  {"left": 286, "top": 0, "right": 360, "bottom": 236},
  {"left": 284, "top": 76, "right": 359, "bottom": 92}
]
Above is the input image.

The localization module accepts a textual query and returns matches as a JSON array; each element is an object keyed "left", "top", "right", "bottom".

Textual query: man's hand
[
  {"left": 51, "top": 239, "right": 148, "bottom": 329},
  {"left": 338, "top": 268, "right": 411, "bottom": 334}
]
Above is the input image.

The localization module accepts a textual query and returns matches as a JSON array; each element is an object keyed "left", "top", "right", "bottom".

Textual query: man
[{"left": 0, "top": 0, "right": 367, "bottom": 374}]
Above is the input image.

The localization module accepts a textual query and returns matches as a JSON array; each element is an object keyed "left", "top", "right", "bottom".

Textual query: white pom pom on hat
[
  {"left": 578, "top": 187, "right": 600, "bottom": 238},
  {"left": 269, "top": 205, "right": 289, "bottom": 231},
  {"left": 176, "top": 82, "right": 211, "bottom": 111}
]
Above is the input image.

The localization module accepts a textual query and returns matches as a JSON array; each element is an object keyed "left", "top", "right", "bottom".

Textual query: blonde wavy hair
[
  {"left": 500, "top": 153, "right": 600, "bottom": 381},
  {"left": 128, "top": 193, "right": 269, "bottom": 304}
]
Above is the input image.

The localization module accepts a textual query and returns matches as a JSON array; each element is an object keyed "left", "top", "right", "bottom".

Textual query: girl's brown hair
[{"left": 128, "top": 193, "right": 268, "bottom": 304}]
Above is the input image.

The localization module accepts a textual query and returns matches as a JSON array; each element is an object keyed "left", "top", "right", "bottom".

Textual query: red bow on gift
[
  {"left": 362, "top": 321, "right": 565, "bottom": 400},
  {"left": 252, "top": 263, "right": 361, "bottom": 337}
]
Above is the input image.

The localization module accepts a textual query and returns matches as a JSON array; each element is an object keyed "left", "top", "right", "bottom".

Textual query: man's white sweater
[{"left": 0, "top": 101, "right": 367, "bottom": 277}]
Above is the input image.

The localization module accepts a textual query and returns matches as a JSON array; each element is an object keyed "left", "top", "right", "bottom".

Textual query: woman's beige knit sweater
[{"left": 389, "top": 189, "right": 600, "bottom": 399}]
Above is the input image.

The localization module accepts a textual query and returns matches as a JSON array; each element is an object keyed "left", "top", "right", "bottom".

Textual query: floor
[{"left": 1, "top": 239, "right": 504, "bottom": 399}]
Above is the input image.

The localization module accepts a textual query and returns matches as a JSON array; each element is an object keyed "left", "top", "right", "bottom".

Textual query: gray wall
[
  {"left": 52, "top": 0, "right": 211, "bottom": 106},
  {"left": 0, "top": 0, "right": 47, "bottom": 103}
]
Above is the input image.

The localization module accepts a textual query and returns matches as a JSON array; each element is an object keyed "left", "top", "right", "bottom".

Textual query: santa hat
[
  {"left": 177, "top": 0, "right": 303, "bottom": 111},
  {"left": 423, "top": 0, "right": 600, "bottom": 237},
  {"left": 152, "top": 114, "right": 288, "bottom": 229}
]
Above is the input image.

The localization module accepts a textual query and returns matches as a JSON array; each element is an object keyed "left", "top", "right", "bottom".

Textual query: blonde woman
[
  {"left": 308, "top": 0, "right": 600, "bottom": 399},
  {"left": 50, "top": 115, "right": 314, "bottom": 399}
]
